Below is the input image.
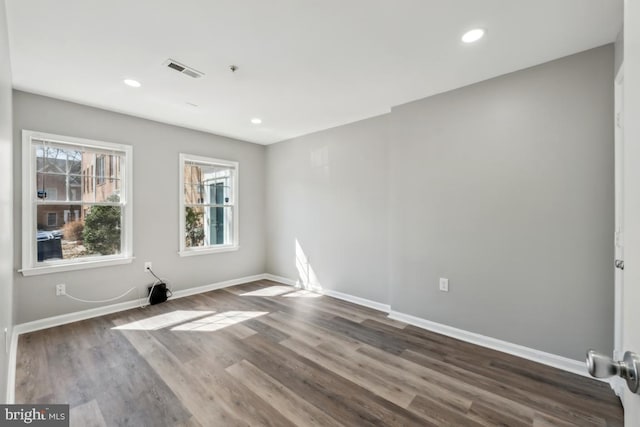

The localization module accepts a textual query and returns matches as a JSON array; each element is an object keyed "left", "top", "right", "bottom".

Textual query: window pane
[
  {"left": 42, "top": 147, "right": 67, "bottom": 173},
  {"left": 185, "top": 164, "right": 232, "bottom": 187},
  {"left": 34, "top": 147, "right": 122, "bottom": 203},
  {"left": 79, "top": 154, "right": 122, "bottom": 203},
  {"left": 96, "top": 155, "right": 106, "bottom": 185},
  {"left": 184, "top": 206, "right": 233, "bottom": 248},
  {"left": 96, "top": 179, "right": 120, "bottom": 202},
  {"left": 184, "top": 179, "right": 233, "bottom": 205},
  {"left": 69, "top": 175, "right": 82, "bottom": 201},
  {"left": 36, "top": 204, "right": 122, "bottom": 261},
  {"left": 67, "top": 149, "right": 82, "bottom": 174},
  {"left": 106, "top": 155, "right": 121, "bottom": 179},
  {"left": 184, "top": 164, "right": 198, "bottom": 186},
  {"left": 207, "top": 181, "right": 232, "bottom": 205},
  {"left": 184, "top": 184, "right": 205, "bottom": 205},
  {"left": 36, "top": 173, "right": 66, "bottom": 201},
  {"left": 82, "top": 204, "right": 122, "bottom": 255},
  {"left": 185, "top": 206, "right": 205, "bottom": 248},
  {"left": 82, "top": 163, "right": 94, "bottom": 202},
  {"left": 206, "top": 206, "right": 233, "bottom": 245},
  {"left": 184, "top": 183, "right": 229, "bottom": 205},
  {"left": 184, "top": 163, "right": 219, "bottom": 186},
  {"left": 36, "top": 173, "right": 84, "bottom": 202},
  {"left": 36, "top": 146, "right": 45, "bottom": 172},
  {"left": 34, "top": 145, "right": 83, "bottom": 173},
  {"left": 217, "top": 182, "right": 233, "bottom": 204}
]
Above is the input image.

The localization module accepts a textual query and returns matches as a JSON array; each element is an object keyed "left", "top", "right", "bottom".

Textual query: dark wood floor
[{"left": 16, "top": 280, "right": 623, "bottom": 426}]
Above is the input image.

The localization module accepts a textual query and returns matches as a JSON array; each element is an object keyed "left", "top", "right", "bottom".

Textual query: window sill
[
  {"left": 20, "top": 256, "right": 134, "bottom": 277},
  {"left": 179, "top": 246, "right": 239, "bottom": 257}
]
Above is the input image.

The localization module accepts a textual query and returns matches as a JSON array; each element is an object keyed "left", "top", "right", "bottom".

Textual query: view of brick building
[
  {"left": 183, "top": 162, "right": 232, "bottom": 248},
  {"left": 36, "top": 147, "right": 81, "bottom": 230},
  {"left": 37, "top": 148, "right": 121, "bottom": 231},
  {"left": 35, "top": 144, "right": 123, "bottom": 260},
  {"left": 82, "top": 152, "right": 121, "bottom": 211}
]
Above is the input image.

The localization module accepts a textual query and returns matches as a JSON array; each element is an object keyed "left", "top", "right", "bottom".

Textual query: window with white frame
[
  {"left": 21, "top": 130, "right": 133, "bottom": 276},
  {"left": 179, "top": 154, "right": 238, "bottom": 256}
]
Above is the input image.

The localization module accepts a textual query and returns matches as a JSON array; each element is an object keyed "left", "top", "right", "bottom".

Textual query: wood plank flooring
[{"left": 15, "top": 280, "right": 624, "bottom": 426}]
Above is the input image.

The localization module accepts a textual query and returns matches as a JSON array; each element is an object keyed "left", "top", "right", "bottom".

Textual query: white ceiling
[{"left": 5, "top": 0, "right": 622, "bottom": 145}]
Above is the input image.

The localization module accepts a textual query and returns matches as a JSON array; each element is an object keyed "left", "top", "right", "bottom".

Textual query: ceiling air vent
[{"left": 164, "top": 59, "right": 204, "bottom": 79}]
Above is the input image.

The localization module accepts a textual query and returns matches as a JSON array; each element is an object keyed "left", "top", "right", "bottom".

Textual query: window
[
  {"left": 46, "top": 212, "right": 57, "bottom": 227},
  {"left": 96, "top": 155, "right": 105, "bottom": 185},
  {"left": 21, "top": 130, "right": 133, "bottom": 276},
  {"left": 179, "top": 154, "right": 238, "bottom": 256}
]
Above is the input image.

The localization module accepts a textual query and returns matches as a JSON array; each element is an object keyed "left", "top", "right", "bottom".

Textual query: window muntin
[
  {"left": 179, "top": 154, "right": 238, "bottom": 255},
  {"left": 22, "top": 131, "right": 133, "bottom": 275}
]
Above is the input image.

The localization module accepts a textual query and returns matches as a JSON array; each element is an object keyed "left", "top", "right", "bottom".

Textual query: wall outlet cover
[{"left": 56, "top": 284, "right": 66, "bottom": 296}]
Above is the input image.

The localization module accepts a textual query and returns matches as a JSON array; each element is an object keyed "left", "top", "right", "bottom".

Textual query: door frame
[{"left": 613, "top": 63, "right": 625, "bottom": 399}]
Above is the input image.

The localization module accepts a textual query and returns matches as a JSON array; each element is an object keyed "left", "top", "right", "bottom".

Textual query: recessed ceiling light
[
  {"left": 251, "top": 118, "right": 262, "bottom": 125},
  {"left": 123, "top": 79, "right": 141, "bottom": 88},
  {"left": 461, "top": 28, "right": 486, "bottom": 44}
]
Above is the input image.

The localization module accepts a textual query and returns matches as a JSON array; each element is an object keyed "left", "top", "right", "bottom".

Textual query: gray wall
[
  {"left": 266, "top": 45, "right": 614, "bottom": 360},
  {"left": 615, "top": 27, "right": 624, "bottom": 76},
  {"left": 0, "top": 0, "right": 13, "bottom": 403},
  {"left": 13, "top": 91, "right": 266, "bottom": 324},
  {"left": 266, "top": 115, "right": 390, "bottom": 304},
  {"left": 388, "top": 45, "right": 614, "bottom": 361}
]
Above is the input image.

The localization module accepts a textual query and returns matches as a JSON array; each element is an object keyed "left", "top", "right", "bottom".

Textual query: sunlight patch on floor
[
  {"left": 112, "top": 310, "right": 215, "bottom": 331},
  {"left": 171, "top": 310, "right": 268, "bottom": 332}
]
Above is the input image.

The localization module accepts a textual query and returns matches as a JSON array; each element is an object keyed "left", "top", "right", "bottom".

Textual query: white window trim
[
  {"left": 20, "top": 257, "right": 134, "bottom": 277},
  {"left": 20, "top": 130, "right": 134, "bottom": 276},
  {"left": 178, "top": 153, "right": 239, "bottom": 257}
]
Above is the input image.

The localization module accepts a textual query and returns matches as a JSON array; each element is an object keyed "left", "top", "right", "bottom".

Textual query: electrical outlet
[
  {"left": 439, "top": 278, "right": 449, "bottom": 292},
  {"left": 56, "top": 284, "right": 66, "bottom": 296},
  {"left": 144, "top": 262, "right": 152, "bottom": 272}
]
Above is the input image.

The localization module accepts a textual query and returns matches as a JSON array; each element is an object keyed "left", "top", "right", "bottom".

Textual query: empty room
[{"left": 1, "top": 0, "right": 639, "bottom": 426}]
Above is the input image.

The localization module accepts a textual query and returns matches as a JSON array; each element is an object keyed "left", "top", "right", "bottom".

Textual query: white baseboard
[
  {"left": 171, "top": 274, "right": 267, "bottom": 299},
  {"left": 13, "top": 299, "right": 145, "bottom": 337},
  {"left": 322, "top": 289, "right": 391, "bottom": 313},
  {"left": 264, "top": 275, "right": 592, "bottom": 380},
  {"left": 388, "top": 310, "right": 597, "bottom": 380},
  {"left": 264, "top": 274, "right": 599, "bottom": 381},
  {"left": 263, "top": 274, "right": 391, "bottom": 313},
  {"left": 262, "top": 274, "right": 298, "bottom": 287},
  {"left": 6, "top": 328, "right": 17, "bottom": 404},
  {"left": 12, "top": 274, "right": 268, "bottom": 336}
]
